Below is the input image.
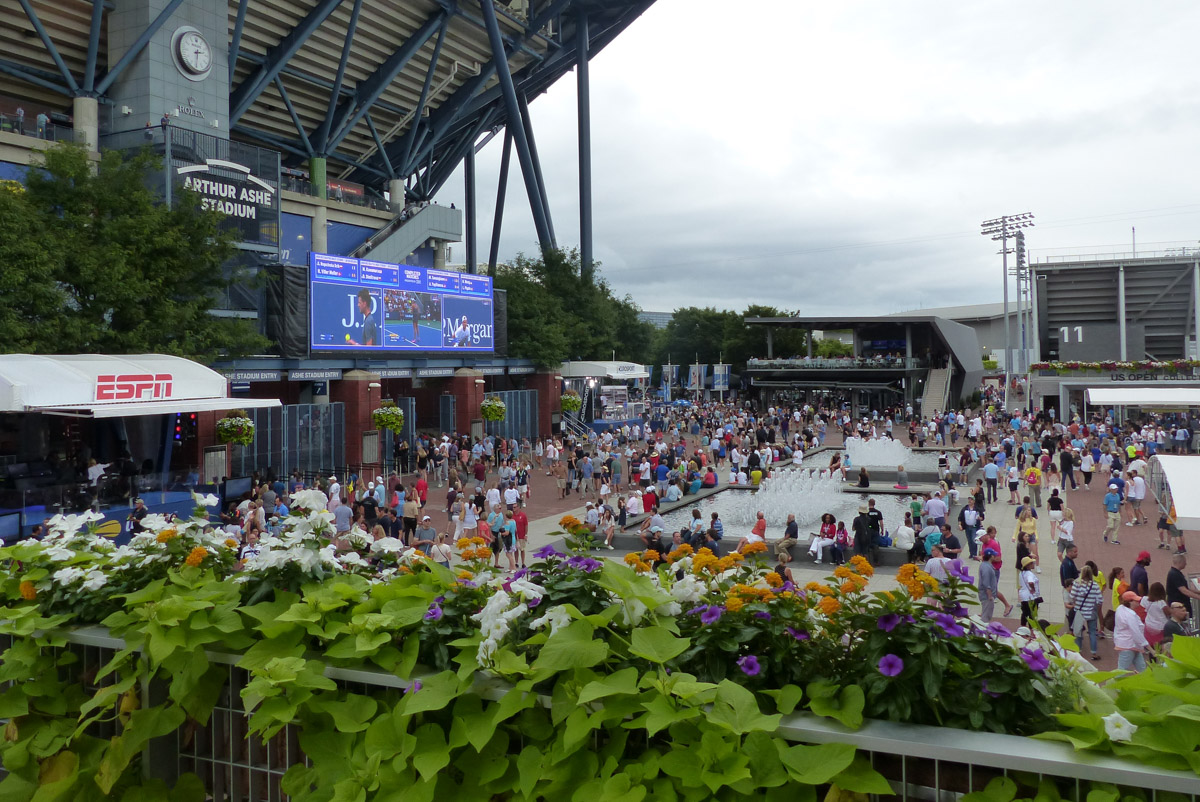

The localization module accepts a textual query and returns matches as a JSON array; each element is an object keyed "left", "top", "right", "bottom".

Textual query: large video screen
[{"left": 309, "top": 253, "right": 494, "bottom": 352}]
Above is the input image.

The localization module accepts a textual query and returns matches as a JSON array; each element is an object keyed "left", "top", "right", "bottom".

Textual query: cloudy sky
[{"left": 436, "top": 1, "right": 1200, "bottom": 315}]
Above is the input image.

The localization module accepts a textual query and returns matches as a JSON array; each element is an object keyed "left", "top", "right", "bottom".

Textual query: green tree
[
  {"left": 0, "top": 142, "right": 267, "bottom": 360},
  {"left": 815, "top": 337, "right": 854, "bottom": 357},
  {"left": 494, "top": 248, "right": 655, "bottom": 367}
]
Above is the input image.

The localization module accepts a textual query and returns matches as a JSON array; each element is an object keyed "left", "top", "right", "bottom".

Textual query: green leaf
[
  {"left": 806, "top": 681, "right": 864, "bottom": 729},
  {"left": 411, "top": 724, "right": 450, "bottom": 782},
  {"left": 775, "top": 741, "right": 857, "bottom": 785},
  {"left": 707, "top": 680, "right": 781, "bottom": 734},
  {"left": 402, "top": 671, "right": 461, "bottom": 715},
  {"left": 831, "top": 756, "right": 895, "bottom": 794},
  {"left": 312, "top": 693, "right": 378, "bottom": 734},
  {"left": 578, "top": 667, "right": 641, "bottom": 705},
  {"left": 516, "top": 745, "right": 542, "bottom": 798},
  {"left": 31, "top": 750, "right": 79, "bottom": 802},
  {"left": 628, "top": 693, "right": 697, "bottom": 737},
  {"left": 962, "top": 776, "right": 1019, "bottom": 802},
  {"left": 629, "top": 626, "right": 690, "bottom": 664},
  {"left": 532, "top": 620, "right": 609, "bottom": 672},
  {"left": 95, "top": 705, "right": 187, "bottom": 793},
  {"left": 0, "top": 686, "right": 29, "bottom": 719},
  {"left": 764, "top": 684, "right": 804, "bottom": 715}
]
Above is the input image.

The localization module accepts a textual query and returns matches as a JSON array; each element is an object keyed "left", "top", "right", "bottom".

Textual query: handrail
[{"left": 350, "top": 203, "right": 433, "bottom": 258}]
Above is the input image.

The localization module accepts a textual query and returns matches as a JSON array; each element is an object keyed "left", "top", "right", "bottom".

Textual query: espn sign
[{"left": 95, "top": 374, "right": 174, "bottom": 402}]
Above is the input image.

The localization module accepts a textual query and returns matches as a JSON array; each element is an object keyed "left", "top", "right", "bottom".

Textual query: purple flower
[
  {"left": 458, "top": 579, "right": 477, "bottom": 588},
  {"left": 945, "top": 602, "right": 969, "bottom": 618},
  {"left": 924, "top": 610, "right": 965, "bottom": 638},
  {"left": 780, "top": 581, "right": 796, "bottom": 593},
  {"left": 433, "top": 595, "right": 445, "bottom": 604},
  {"left": 565, "top": 555, "right": 602, "bottom": 573},
  {"left": 754, "top": 611, "right": 772, "bottom": 621},
  {"left": 533, "top": 544, "right": 564, "bottom": 559},
  {"left": 981, "top": 680, "right": 1000, "bottom": 699},
  {"left": 736, "top": 655, "right": 762, "bottom": 677},
  {"left": 878, "top": 654, "right": 904, "bottom": 677},
  {"left": 785, "top": 626, "right": 810, "bottom": 641},
  {"left": 405, "top": 679, "right": 422, "bottom": 695},
  {"left": 527, "top": 597, "right": 542, "bottom": 609},
  {"left": 986, "top": 621, "right": 1012, "bottom": 638},
  {"left": 699, "top": 605, "right": 723, "bottom": 625},
  {"left": 948, "top": 560, "right": 973, "bottom": 584},
  {"left": 424, "top": 604, "right": 443, "bottom": 621},
  {"left": 877, "top": 613, "right": 902, "bottom": 632},
  {"left": 1021, "top": 647, "right": 1049, "bottom": 673}
]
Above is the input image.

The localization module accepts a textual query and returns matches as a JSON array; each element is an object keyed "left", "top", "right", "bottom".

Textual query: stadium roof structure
[{"left": 1, "top": 0, "right": 654, "bottom": 255}]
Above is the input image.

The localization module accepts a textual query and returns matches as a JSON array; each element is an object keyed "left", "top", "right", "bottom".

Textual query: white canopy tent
[
  {"left": 0, "top": 354, "right": 279, "bottom": 418},
  {"left": 558, "top": 360, "right": 650, "bottom": 380},
  {"left": 1085, "top": 387, "right": 1200, "bottom": 407},
  {"left": 1149, "top": 455, "right": 1200, "bottom": 530}
]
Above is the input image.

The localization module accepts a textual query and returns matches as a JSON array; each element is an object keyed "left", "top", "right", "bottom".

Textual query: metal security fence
[
  {"left": 484, "top": 390, "right": 539, "bottom": 443},
  {"left": 4, "top": 628, "right": 1199, "bottom": 802},
  {"left": 438, "top": 395, "right": 457, "bottom": 435},
  {"left": 230, "top": 404, "right": 345, "bottom": 479},
  {"left": 378, "top": 398, "right": 417, "bottom": 474}
]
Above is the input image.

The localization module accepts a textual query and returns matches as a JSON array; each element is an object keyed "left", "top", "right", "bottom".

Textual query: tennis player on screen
[
  {"left": 346, "top": 289, "right": 378, "bottom": 346},
  {"left": 451, "top": 315, "right": 471, "bottom": 347}
]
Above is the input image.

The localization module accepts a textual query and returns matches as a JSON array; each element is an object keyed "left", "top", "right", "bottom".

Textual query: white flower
[
  {"left": 529, "top": 606, "right": 572, "bottom": 635},
  {"left": 191, "top": 492, "right": 220, "bottom": 508},
  {"left": 139, "top": 514, "right": 172, "bottom": 533},
  {"left": 290, "top": 489, "right": 329, "bottom": 512},
  {"left": 506, "top": 577, "right": 546, "bottom": 601},
  {"left": 81, "top": 570, "right": 108, "bottom": 592},
  {"left": 370, "top": 537, "right": 405, "bottom": 555},
  {"left": 670, "top": 575, "right": 706, "bottom": 604},
  {"left": 1102, "top": 712, "right": 1138, "bottom": 742},
  {"left": 52, "top": 566, "right": 84, "bottom": 585},
  {"left": 656, "top": 601, "right": 682, "bottom": 617},
  {"left": 618, "top": 598, "right": 648, "bottom": 628},
  {"left": 472, "top": 591, "right": 528, "bottom": 663},
  {"left": 344, "top": 526, "right": 372, "bottom": 549},
  {"left": 340, "top": 551, "right": 367, "bottom": 567},
  {"left": 45, "top": 545, "right": 75, "bottom": 562}
]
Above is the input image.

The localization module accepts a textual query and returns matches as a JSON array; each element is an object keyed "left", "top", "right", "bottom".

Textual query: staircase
[
  {"left": 920, "top": 367, "right": 952, "bottom": 416},
  {"left": 350, "top": 204, "right": 463, "bottom": 263},
  {"left": 560, "top": 412, "right": 592, "bottom": 443}
]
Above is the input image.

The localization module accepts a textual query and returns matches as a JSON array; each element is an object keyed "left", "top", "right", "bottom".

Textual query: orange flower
[
  {"left": 763, "top": 572, "right": 783, "bottom": 588},
  {"left": 833, "top": 565, "right": 852, "bottom": 579},
  {"left": 818, "top": 596, "right": 842, "bottom": 616},
  {"left": 224, "top": 538, "right": 239, "bottom": 549},
  {"left": 634, "top": 561, "right": 652, "bottom": 573},
  {"left": 559, "top": 515, "right": 582, "bottom": 529},
  {"left": 850, "top": 555, "right": 875, "bottom": 577},
  {"left": 839, "top": 580, "right": 858, "bottom": 595},
  {"left": 715, "top": 555, "right": 739, "bottom": 573},
  {"left": 624, "top": 553, "right": 641, "bottom": 566},
  {"left": 18, "top": 580, "right": 36, "bottom": 600},
  {"left": 470, "top": 537, "right": 486, "bottom": 547},
  {"left": 725, "top": 596, "right": 745, "bottom": 612},
  {"left": 456, "top": 539, "right": 472, "bottom": 550},
  {"left": 805, "top": 581, "right": 823, "bottom": 593},
  {"left": 185, "top": 547, "right": 207, "bottom": 567},
  {"left": 156, "top": 529, "right": 178, "bottom": 543},
  {"left": 457, "top": 570, "right": 474, "bottom": 580},
  {"left": 644, "top": 550, "right": 661, "bottom": 562},
  {"left": 692, "top": 552, "right": 719, "bottom": 574},
  {"left": 742, "top": 542, "right": 767, "bottom": 555}
]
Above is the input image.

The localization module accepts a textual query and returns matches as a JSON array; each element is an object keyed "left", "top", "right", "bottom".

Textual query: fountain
[
  {"left": 843, "top": 437, "right": 914, "bottom": 467},
  {"left": 659, "top": 468, "right": 912, "bottom": 535}
]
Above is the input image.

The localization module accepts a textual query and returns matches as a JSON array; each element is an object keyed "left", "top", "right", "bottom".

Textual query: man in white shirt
[
  {"left": 1125, "top": 470, "right": 1149, "bottom": 526},
  {"left": 327, "top": 476, "right": 341, "bottom": 508}
]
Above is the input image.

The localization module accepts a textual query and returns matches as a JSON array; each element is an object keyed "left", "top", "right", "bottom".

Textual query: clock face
[{"left": 172, "top": 27, "right": 212, "bottom": 80}]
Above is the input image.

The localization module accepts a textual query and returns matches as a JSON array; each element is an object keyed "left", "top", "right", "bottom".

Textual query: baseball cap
[
  {"left": 1137, "top": 550, "right": 1151, "bottom": 562},
  {"left": 982, "top": 548, "right": 998, "bottom": 558},
  {"left": 368, "top": 482, "right": 376, "bottom": 489},
  {"left": 421, "top": 515, "right": 431, "bottom": 521},
  {"left": 329, "top": 475, "right": 337, "bottom": 481},
  {"left": 1121, "top": 591, "right": 1142, "bottom": 603},
  {"left": 586, "top": 502, "right": 593, "bottom": 507},
  {"left": 1108, "top": 483, "right": 1118, "bottom": 490},
  {"left": 650, "top": 525, "right": 664, "bottom": 533}
]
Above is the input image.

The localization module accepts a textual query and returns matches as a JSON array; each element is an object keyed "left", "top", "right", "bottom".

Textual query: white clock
[{"left": 171, "top": 26, "right": 212, "bottom": 81}]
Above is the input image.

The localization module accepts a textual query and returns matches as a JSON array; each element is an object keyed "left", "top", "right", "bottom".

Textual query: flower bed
[
  {"left": 1032, "top": 359, "right": 1200, "bottom": 374},
  {"left": 215, "top": 410, "right": 255, "bottom": 445},
  {"left": 0, "top": 510, "right": 1196, "bottom": 799}
]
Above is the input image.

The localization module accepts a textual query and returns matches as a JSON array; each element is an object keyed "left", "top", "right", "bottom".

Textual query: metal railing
[
  {"left": 748, "top": 357, "right": 927, "bottom": 370},
  {"left": 1033, "top": 241, "right": 1200, "bottom": 264},
  {"left": 4, "top": 627, "right": 1195, "bottom": 801},
  {"left": 279, "top": 174, "right": 391, "bottom": 212}
]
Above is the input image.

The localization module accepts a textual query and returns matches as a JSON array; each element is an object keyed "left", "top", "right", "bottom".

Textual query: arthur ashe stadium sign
[{"left": 177, "top": 159, "right": 276, "bottom": 220}]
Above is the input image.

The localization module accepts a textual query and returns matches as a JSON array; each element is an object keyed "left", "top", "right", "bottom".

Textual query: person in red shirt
[
  {"left": 414, "top": 475, "right": 428, "bottom": 509},
  {"left": 513, "top": 506, "right": 529, "bottom": 568},
  {"left": 642, "top": 487, "right": 657, "bottom": 514}
]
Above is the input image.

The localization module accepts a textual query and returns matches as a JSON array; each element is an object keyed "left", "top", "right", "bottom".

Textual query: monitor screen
[{"left": 309, "top": 253, "right": 494, "bottom": 352}]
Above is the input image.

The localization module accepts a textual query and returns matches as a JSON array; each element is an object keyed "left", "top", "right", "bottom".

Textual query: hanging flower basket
[
  {"left": 216, "top": 411, "right": 255, "bottom": 446},
  {"left": 480, "top": 395, "right": 507, "bottom": 422},
  {"left": 372, "top": 406, "right": 406, "bottom": 433},
  {"left": 560, "top": 390, "right": 582, "bottom": 413}
]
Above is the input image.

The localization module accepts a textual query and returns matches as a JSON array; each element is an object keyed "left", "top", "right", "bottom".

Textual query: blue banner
[
  {"left": 309, "top": 252, "right": 493, "bottom": 352},
  {"left": 712, "top": 364, "right": 731, "bottom": 392},
  {"left": 687, "top": 364, "right": 707, "bottom": 391}
]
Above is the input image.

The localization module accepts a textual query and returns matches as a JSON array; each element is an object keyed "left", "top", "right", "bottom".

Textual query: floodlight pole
[{"left": 982, "top": 213, "right": 1035, "bottom": 411}]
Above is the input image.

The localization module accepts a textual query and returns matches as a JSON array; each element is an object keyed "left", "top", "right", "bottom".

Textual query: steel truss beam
[
  {"left": 316, "top": 0, "right": 364, "bottom": 153},
  {"left": 17, "top": 0, "right": 79, "bottom": 94},
  {"left": 96, "top": 0, "right": 186, "bottom": 94},
  {"left": 83, "top": 0, "right": 105, "bottom": 93},
  {"left": 229, "top": 0, "right": 344, "bottom": 126},
  {"left": 324, "top": 11, "right": 445, "bottom": 153}
]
